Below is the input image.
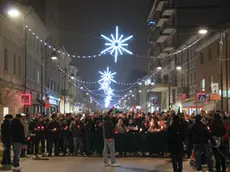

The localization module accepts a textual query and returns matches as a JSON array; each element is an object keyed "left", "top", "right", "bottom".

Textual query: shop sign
[
  {"left": 212, "top": 83, "right": 219, "bottom": 94},
  {"left": 210, "top": 94, "right": 221, "bottom": 101},
  {"left": 20, "top": 94, "right": 32, "bottom": 106}
]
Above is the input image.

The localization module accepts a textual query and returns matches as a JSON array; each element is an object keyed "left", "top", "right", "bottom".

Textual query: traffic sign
[{"left": 197, "top": 93, "right": 207, "bottom": 102}]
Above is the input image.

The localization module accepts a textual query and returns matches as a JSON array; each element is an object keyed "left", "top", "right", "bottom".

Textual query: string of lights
[
  {"left": 25, "top": 25, "right": 104, "bottom": 59},
  {"left": 56, "top": 65, "right": 138, "bottom": 85}
]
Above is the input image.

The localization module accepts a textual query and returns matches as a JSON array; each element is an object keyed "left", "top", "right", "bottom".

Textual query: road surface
[{"left": 13, "top": 157, "right": 195, "bottom": 172}]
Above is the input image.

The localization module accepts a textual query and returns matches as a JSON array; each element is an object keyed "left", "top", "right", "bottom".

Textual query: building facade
[{"left": 0, "top": 8, "right": 25, "bottom": 120}]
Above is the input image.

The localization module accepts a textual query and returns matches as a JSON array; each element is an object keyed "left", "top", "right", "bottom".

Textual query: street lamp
[
  {"left": 51, "top": 51, "right": 58, "bottom": 60},
  {"left": 176, "top": 65, "right": 182, "bottom": 70},
  {"left": 157, "top": 66, "right": 162, "bottom": 70},
  {"left": 7, "top": 8, "right": 20, "bottom": 18},
  {"left": 198, "top": 29, "right": 208, "bottom": 35},
  {"left": 70, "top": 73, "right": 75, "bottom": 80}
]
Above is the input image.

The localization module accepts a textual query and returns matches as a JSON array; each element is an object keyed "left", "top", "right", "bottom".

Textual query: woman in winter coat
[{"left": 167, "top": 114, "right": 186, "bottom": 172}]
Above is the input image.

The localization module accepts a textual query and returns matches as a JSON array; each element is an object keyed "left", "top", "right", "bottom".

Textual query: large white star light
[
  {"left": 101, "top": 26, "right": 133, "bottom": 63},
  {"left": 98, "top": 67, "right": 116, "bottom": 85}
]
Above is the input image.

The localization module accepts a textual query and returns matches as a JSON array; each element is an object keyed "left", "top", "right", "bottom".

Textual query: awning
[
  {"left": 156, "top": 35, "right": 168, "bottom": 43},
  {"left": 163, "top": 28, "right": 175, "bottom": 34},
  {"left": 156, "top": 1, "right": 166, "bottom": 11},
  {"left": 162, "top": 9, "right": 175, "bottom": 17},
  {"left": 156, "top": 18, "right": 168, "bottom": 27},
  {"left": 182, "top": 101, "right": 204, "bottom": 108}
]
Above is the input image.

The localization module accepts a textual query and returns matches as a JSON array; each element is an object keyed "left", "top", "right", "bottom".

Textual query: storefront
[
  {"left": 182, "top": 101, "right": 203, "bottom": 115},
  {"left": 45, "top": 88, "right": 60, "bottom": 114},
  {"left": 0, "top": 88, "right": 23, "bottom": 121}
]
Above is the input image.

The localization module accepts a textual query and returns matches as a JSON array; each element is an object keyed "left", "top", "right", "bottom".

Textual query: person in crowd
[
  {"left": 190, "top": 114, "right": 216, "bottom": 172},
  {"left": 61, "top": 114, "right": 73, "bottom": 156},
  {"left": 32, "top": 115, "right": 46, "bottom": 159},
  {"left": 11, "top": 114, "right": 25, "bottom": 171},
  {"left": 210, "top": 113, "right": 227, "bottom": 172},
  {"left": 184, "top": 114, "right": 193, "bottom": 158},
  {"left": 167, "top": 114, "right": 186, "bottom": 172},
  {"left": 148, "top": 118, "right": 160, "bottom": 132},
  {"left": 69, "top": 115, "right": 85, "bottom": 156},
  {"left": 20, "top": 113, "right": 29, "bottom": 158},
  {"left": 28, "top": 113, "right": 40, "bottom": 155},
  {"left": 223, "top": 115, "right": 229, "bottom": 159},
  {"left": 115, "top": 119, "right": 126, "bottom": 133},
  {"left": 103, "top": 109, "right": 120, "bottom": 167},
  {"left": 1, "top": 114, "right": 13, "bottom": 170},
  {"left": 46, "top": 113, "right": 61, "bottom": 156},
  {"left": 127, "top": 119, "right": 138, "bottom": 133}
]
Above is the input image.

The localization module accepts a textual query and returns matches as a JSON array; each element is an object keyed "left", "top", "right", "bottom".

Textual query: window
[
  {"left": 13, "top": 54, "right": 17, "bottom": 75},
  {"left": 217, "top": 42, "right": 220, "bottom": 57},
  {"left": 32, "top": 36, "right": 35, "bottom": 49},
  {"left": 47, "top": 78, "right": 50, "bottom": 88},
  {"left": 51, "top": 80, "right": 53, "bottom": 90},
  {"left": 37, "top": 40, "right": 40, "bottom": 52},
  {"left": 54, "top": 82, "right": 56, "bottom": 91},
  {"left": 33, "top": 68, "right": 36, "bottom": 80},
  {"left": 29, "top": 65, "right": 32, "bottom": 79},
  {"left": 4, "top": 48, "right": 9, "bottom": 71},
  {"left": 18, "top": 57, "right": 21, "bottom": 76},
  {"left": 208, "top": 47, "right": 212, "bottom": 61},
  {"left": 202, "top": 78, "right": 205, "bottom": 92},
  {"left": 210, "top": 75, "right": 213, "bottom": 92},
  {"left": 37, "top": 71, "right": 40, "bottom": 84},
  {"left": 200, "top": 52, "right": 204, "bottom": 64}
]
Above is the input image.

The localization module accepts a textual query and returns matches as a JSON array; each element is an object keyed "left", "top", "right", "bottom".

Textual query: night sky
[{"left": 59, "top": 0, "right": 152, "bottom": 87}]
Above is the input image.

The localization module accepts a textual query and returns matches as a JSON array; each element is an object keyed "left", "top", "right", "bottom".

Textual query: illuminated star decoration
[
  {"left": 101, "top": 26, "right": 133, "bottom": 63},
  {"left": 98, "top": 67, "right": 116, "bottom": 85},
  {"left": 98, "top": 67, "right": 116, "bottom": 108}
]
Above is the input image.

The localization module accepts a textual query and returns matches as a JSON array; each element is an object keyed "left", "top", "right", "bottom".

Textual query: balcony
[
  {"left": 162, "top": 9, "right": 175, "bottom": 17},
  {"left": 156, "top": 18, "right": 168, "bottom": 28}
]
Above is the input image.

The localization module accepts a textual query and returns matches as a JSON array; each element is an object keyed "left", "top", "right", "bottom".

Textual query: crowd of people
[{"left": 0, "top": 109, "right": 230, "bottom": 171}]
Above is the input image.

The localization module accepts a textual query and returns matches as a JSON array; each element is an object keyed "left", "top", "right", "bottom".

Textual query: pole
[
  {"left": 225, "top": 32, "right": 229, "bottom": 113},
  {"left": 146, "top": 87, "right": 148, "bottom": 113},
  {"left": 24, "top": 15, "right": 27, "bottom": 114},
  {"left": 40, "top": 48, "right": 44, "bottom": 113},
  {"left": 168, "top": 82, "right": 171, "bottom": 111},
  {"left": 64, "top": 56, "right": 66, "bottom": 114},
  {"left": 220, "top": 31, "right": 224, "bottom": 112},
  {"left": 195, "top": 90, "right": 198, "bottom": 115}
]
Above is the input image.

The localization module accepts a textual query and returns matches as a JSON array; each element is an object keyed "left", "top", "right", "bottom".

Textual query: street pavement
[{"left": 7, "top": 157, "right": 195, "bottom": 172}]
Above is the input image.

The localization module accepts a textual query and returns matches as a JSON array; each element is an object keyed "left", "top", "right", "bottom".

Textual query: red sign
[
  {"left": 45, "top": 96, "right": 50, "bottom": 109},
  {"left": 179, "top": 94, "right": 187, "bottom": 100},
  {"left": 20, "top": 94, "right": 32, "bottom": 106}
]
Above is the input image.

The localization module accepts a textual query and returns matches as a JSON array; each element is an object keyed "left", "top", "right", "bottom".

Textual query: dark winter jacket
[
  {"left": 46, "top": 120, "right": 61, "bottom": 138},
  {"left": 103, "top": 117, "right": 114, "bottom": 139},
  {"left": 11, "top": 118, "right": 25, "bottom": 144},
  {"left": 69, "top": 121, "right": 85, "bottom": 137},
  {"left": 1, "top": 119, "right": 11, "bottom": 144},
  {"left": 189, "top": 116, "right": 216, "bottom": 146},
  {"left": 167, "top": 121, "right": 186, "bottom": 153}
]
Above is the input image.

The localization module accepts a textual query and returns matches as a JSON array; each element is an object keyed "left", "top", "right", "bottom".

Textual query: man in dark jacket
[
  {"left": 11, "top": 114, "right": 25, "bottom": 171},
  {"left": 1, "top": 114, "right": 13, "bottom": 170},
  {"left": 69, "top": 115, "right": 85, "bottom": 156},
  {"left": 190, "top": 115, "right": 216, "bottom": 172},
  {"left": 167, "top": 114, "right": 186, "bottom": 172},
  {"left": 46, "top": 114, "right": 61, "bottom": 156},
  {"left": 102, "top": 109, "right": 120, "bottom": 167}
]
